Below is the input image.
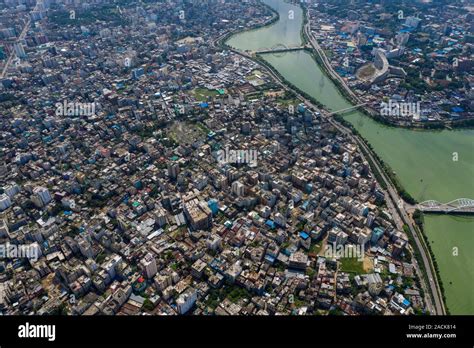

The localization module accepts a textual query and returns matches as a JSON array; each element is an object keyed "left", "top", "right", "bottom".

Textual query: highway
[
  {"left": 303, "top": 12, "right": 446, "bottom": 315},
  {"left": 303, "top": 21, "right": 361, "bottom": 105},
  {"left": 191, "top": 5, "right": 446, "bottom": 316},
  {"left": 221, "top": 36, "right": 446, "bottom": 315},
  {"left": 329, "top": 115, "right": 446, "bottom": 315},
  {"left": 1, "top": 0, "right": 39, "bottom": 78}
]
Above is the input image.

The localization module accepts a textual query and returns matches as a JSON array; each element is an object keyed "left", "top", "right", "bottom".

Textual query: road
[
  {"left": 303, "top": 11, "right": 446, "bottom": 315},
  {"left": 1, "top": 0, "right": 39, "bottom": 78},
  {"left": 330, "top": 116, "right": 446, "bottom": 315},
  {"left": 303, "top": 21, "right": 361, "bottom": 104},
  {"left": 220, "top": 32, "right": 445, "bottom": 314}
]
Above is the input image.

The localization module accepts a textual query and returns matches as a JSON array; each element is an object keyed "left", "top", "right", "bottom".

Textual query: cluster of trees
[
  {"left": 49, "top": 5, "right": 127, "bottom": 27},
  {"left": 204, "top": 286, "right": 251, "bottom": 310}
]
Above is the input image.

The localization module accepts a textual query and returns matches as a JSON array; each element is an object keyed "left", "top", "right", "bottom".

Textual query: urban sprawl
[{"left": 0, "top": 0, "right": 471, "bottom": 316}]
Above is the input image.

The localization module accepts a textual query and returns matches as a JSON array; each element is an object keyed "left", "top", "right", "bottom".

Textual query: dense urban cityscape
[{"left": 0, "top": 0, "right": 472, "bottom": 326}]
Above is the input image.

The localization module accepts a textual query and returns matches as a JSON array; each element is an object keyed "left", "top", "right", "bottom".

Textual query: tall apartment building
[
  {"left": 176, "top": 287, "right": 197, "bottom": 314},
  {"left": 140, "top": 253, "right": 157, "bottom": 279},
  {"left": 182, "top": 193, "right": 212, "bottom": 231},
  {"left": 32, "top": 186, "right": 52, "bottom": 208}
]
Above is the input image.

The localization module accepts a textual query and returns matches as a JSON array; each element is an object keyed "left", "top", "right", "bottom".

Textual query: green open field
[
  {"left": 192, "top": 87, "right": 220, "bottom": 101},
  {"left": 340, "top": 257, "right": 365, "bottom": 274}
]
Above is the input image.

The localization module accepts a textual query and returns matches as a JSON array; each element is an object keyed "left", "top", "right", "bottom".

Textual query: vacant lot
[{"left": 340, "top": 257, "right": 365, "bottom": 274}]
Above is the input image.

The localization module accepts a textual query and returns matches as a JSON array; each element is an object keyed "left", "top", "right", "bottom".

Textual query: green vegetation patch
[
  {"left": 49, "top": 6, "right": 126, "bottom": 27},
  {"left": 192, "top": 88, "right": 220, "bottom": 101},
  {"left": 339, "top": 257, "right": 365, "bottom": 274},
  {"left": 309, "top": 242, "right": 323, "bottom": 255},
  {"left": 204, "top": 285, "right": 251, "bottom": 310}
]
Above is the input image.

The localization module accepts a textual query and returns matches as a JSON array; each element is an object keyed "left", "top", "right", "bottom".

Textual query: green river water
[{"left": 227, "top": 0, "right": 474, "bottom": 314}]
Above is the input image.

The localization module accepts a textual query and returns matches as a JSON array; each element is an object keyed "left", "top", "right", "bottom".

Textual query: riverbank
[
  {"left": 216, "top": 0, "right": 280, "bottom": 49},
  {"left": 306, "top": 48, "right": 474, "bottom": 131},
  {"left": 224, "top": 0, "right": 473, "bottom": 314},
  {"left": 226, "top": 35, "right": 444, "bottom": 314},
  {"left": 300, "top": 5, "right": 474, "bottom": 131},
  {"left": 253, "top": 49, "right": 420, "bottom": 205}
]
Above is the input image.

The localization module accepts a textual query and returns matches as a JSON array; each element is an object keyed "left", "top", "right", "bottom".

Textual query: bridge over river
[
  {"left": 326, "top": 103, "right": 369, "bottom": 116},
  {"left": 406, "top": 198, "right": 474, "bottom": 214},
  {"left": 253, "top": 44, "right": 309, "bottom": 55}
]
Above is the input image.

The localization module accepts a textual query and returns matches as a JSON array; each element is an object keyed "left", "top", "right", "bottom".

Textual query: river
[{"left": 226, "top": 0, "right": 474, "bottom": 314}]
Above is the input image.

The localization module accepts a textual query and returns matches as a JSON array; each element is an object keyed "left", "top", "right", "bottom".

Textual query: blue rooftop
[
  {"left": 265, "top": 255, "right": 276, "bottom": 264},
  {"left": 300, "top": 232, "right": 309, "bottom": 240},
  {"left": 266, "top": 220, "right": 276, "bottom": 229}
]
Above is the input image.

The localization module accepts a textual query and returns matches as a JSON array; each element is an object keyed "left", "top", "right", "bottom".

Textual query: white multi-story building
[
  {"left": 327, "top": 227, "right": 348, "bottom": 246},
  {"left": 103, "top": 255, "right": 122, "bottom": 279},
  {"left": 33, "top": 186, "right": 52, "bottom": 207},
  {"left": 0, "top": 194, "right": 12, "bottom": 211},
  {"left": 176, "top": 287, "right": 197, "bottom": 314},
  {"left": 274, "top": 212, "right": 286, "bottom": 227},
  {"left": 0, "top": 219, "right": 9, "bottom": 238},
  {"left": 231, "top": 181, "right": 245, "bottom": 197},
  {"left": 153, "top": 206, "right": 168, "bottom": 227},
  {"left": 206, "top": 235, "right": 222, "bottom": 251},
  {"left": 405, "top": 16, "right": 421, "bottom": 29},
  {"left": 78, "top": 238, "right": 94, "bottom": 259},
  {"left": 367, "top": 212, "right": 375, "bottom": 227},
  {"left": 3, "top": 183, "right": 20, "bottom": 198},
  {"left": 140, "top": 253, "right": 157, "bottom": 279},
  {"left": 13, "top": 42, "right": 26, "bottom": 58},
  {"left": 167, "top": 162, "right": 179, "bottom": 180}
]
